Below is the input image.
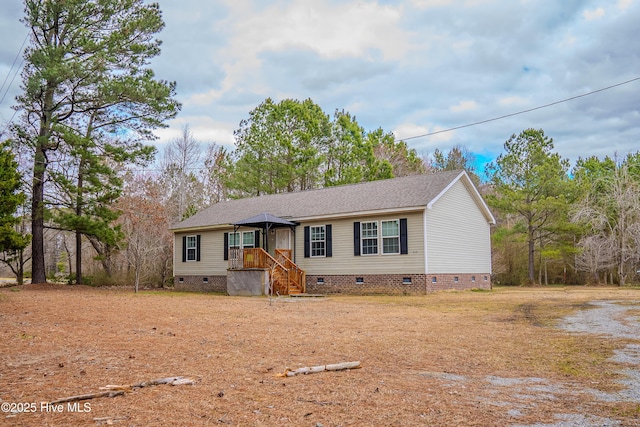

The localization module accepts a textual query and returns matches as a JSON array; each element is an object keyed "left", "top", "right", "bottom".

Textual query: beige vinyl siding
[
  {"left": 173, "top": 230, "right": 229, "bottom": 276},
  {"left": 296, "top": 211, "right": 425, "bottom": 275},
  {"left": 426, "top": 179, "right": 491, "bottom": 273}
]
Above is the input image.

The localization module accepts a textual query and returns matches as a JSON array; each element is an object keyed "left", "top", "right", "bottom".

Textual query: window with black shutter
[{"left": 184, "top": 235, "right": 200, "bottom": 262}]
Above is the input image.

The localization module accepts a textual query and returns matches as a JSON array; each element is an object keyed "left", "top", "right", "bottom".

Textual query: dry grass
[{"left": 0, "top": 284, "right": 639, "bottom": 426}]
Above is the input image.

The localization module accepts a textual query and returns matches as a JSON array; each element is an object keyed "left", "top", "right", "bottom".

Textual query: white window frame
[
  {"left": 310, "top": 225, "right": 326, "bottom": 257},
  {"left": 381, "top": 219, "right": 400, "bottom": 255},
  {"left": 228, "top": 232, "right": 241, "bottom": 249},
  {"left": 230, "top": 231, "right": 256, "bottom": 249},
  {"left": 186, "top": 235, "right": 197, "bottom": 261},
  {"left": 242, "top": 231, "right": 255, "bottom": 248},
  {"left": 361, "top": 221, "right": 378, "bottom": 255}
]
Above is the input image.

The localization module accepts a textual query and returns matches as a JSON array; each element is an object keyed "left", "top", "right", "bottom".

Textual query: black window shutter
[
  {"left": 223, "top": 232, "right": 229, "bottom": 261},
  {"left": 304, "top": 226, "right": 310, "bottom": 258},
  {"left": 196, "top": 235, "right": 201, "bottom": 261},
  {"left": 254, "top": 230, "right": 260, "bottom": 249},
  {"left": 182, "top": 236, "right": 186, "bottom": 262},
  {"left": 326, "top": 224, "right": 332, "bottom": 257},
  {"left": 353, "top": 222, "right": 361, "bottom": 256},
  {"left": 400, "top": 218, "right": 408, "bottom": 255}
]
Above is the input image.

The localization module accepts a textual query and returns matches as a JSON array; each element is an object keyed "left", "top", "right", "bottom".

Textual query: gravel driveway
[
  {"left": 519, "top": 300, "right": 640, "bottom": 426},
  {"left": 423, "top": 299, "right": 640, "bottom": 427}
]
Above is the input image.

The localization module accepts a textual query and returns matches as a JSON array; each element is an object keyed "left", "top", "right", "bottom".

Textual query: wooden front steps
[{"left": 228, "top": 248, "right": 305, "bottom": 295}]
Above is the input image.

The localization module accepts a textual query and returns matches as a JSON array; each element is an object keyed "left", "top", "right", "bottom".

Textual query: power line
[
  {"left": 399, "top": 76, "right": 640, "bottom": 142},
  {"left": 0, "top": 109, "right": 18, "bottom": 138},
  {"left": 0, "top": 34, "right": 28, "bottom": 105},
  {"left": 0, "top": 34, "right": 28, "bottom": 139}
]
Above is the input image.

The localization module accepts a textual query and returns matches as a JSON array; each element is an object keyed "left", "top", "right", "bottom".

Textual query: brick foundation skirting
[
  {"left": 306, "top": 273, "right": 491, "bottom": 295},
  {"left": 174, "top": 275, "right": 227, "bottom": 293},
  {"left": 425, "top": 273, "right": 491, "bottom": 293},
  {"left": 173, "top": 273, "right": 491, "bottom": 295}
]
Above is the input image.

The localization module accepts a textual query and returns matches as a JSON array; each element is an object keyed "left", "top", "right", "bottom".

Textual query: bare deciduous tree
[
  {"left": 161, "top": 125, "right": 204, "bottom": 222},
  {"left": 573, "top": 165, "right": 640, "bottom": 286},
  {"left": 118, "top": 175, "right": 173, "bottom": 292}
]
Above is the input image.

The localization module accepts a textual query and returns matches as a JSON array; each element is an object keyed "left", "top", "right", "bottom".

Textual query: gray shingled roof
[{"left": 171, "top": 170, "right": 471, "bottom": 231}]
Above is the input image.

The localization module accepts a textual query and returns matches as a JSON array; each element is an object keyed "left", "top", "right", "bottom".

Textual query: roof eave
[{"left": 170, "top": 205, "right": 427, "bottom": 233}]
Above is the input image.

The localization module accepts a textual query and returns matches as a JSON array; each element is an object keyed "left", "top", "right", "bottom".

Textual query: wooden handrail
[
  {"left": 228, "top": 248, "right": 243, "bottom": 270},
  {"left": 275, "top": 249, "right": 306, "bottom": 294},
  {"left": 228, "top": 248, "right": 304, "bottom": 295},
  {"left": 242, "top": 248, "right": 285, "bottom": 270}
]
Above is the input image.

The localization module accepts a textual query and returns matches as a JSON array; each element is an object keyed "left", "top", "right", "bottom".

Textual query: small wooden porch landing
[{"left": 228, "top": 248, "right": 305, "bottom": 295}]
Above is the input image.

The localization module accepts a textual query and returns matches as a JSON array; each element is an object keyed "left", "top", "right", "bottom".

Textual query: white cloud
[
  {"left": 4, "top": 0, "right": 640, "bottom": 170},
  {"left": 498, "top": 96, "right": 528, "bottom": 107},
  {"left": 450, "top": 100, "right": 478, "bottom": 113},
  {"left": 617, "top": 0, "right": 634, "bottom": 11},
  {"left": 409, "top": 0, "right": 452, "bottom": 8},
  {"left": 410, "top": 0, "right": 494, "bottom": 9},
  {"left": 203, "top": 0, "right": 412, "bottom": 108},
  {"left": 583, "top": 7, "right": 605, "bottom": 21},
  {"left": 223, "top": 0, "right": 410, "bottom": 60},
  {"left": 188, "top": 89, "right": 224, "bottom": 106},
  {"left": 156, "top": 116, "right": 236, "bottom": 148},
  {"left": 558, "top": 35, "right": 578, "bottom": 49},
  {"left": 393, "top": 123, "right": 453, "bottom": 145}
]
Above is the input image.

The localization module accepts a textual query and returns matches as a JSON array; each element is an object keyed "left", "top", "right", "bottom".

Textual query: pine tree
[{"left": 13, "top": 0, "right": 180, "bottom": 283}]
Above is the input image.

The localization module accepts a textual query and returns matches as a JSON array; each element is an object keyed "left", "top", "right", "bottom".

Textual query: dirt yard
[{"left": 1, "top": 284, "right": 639, "bottom": 426}]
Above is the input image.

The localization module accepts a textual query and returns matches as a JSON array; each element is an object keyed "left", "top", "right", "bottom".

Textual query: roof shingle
[{"left": 171, "top": 170, "right": 469, "bottom": 231}]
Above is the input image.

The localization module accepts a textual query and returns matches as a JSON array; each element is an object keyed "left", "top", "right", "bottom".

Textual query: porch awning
[
  {"left": 232, "top": 212, "right": 296, "bottom": 229},
  {"left": 232, "top": 212, "right": 298, "bottom": 253}
]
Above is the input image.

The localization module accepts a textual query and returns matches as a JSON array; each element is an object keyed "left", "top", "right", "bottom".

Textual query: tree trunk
[
  {"left": 88, "top": 236, "right": 114, "bottom": 278},
  {"left": 31, "top": 82, "right": 55, "bottom": 285},
  {"left": 31, "top": 143, "right": 47, "bottom": 284},
  {"left": 528, "top": 224, "right": 535, "bottom": 284},
  {"left": 134, "top": 264, "right": 140, "bottom": 293},
  {"left": 618, "top": 210, "right": 626, "bottom": 287},
  {"left": 76, "top": 231, "right": 82, "bottom": 284},
  {"left": 76, "top": 164, "right": 84, "bottom": 285},
  {"left": 17, "top": 250, "right": 24, "bottom": 286},
  {"left": 544, "top": 260, "right": 548, "bottom": 286}
]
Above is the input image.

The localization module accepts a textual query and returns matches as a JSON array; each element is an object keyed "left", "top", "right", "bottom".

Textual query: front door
[{"left": 276, "top": 228, "right": 291, "bottom": 250}]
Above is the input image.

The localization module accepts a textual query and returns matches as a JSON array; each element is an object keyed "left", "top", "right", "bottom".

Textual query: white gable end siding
[
  {"left": 296, "top": 211, "right": 425, "bottom": 275},
  {"left": 426, "top": 180, "right": 491, "bottom": 273}
]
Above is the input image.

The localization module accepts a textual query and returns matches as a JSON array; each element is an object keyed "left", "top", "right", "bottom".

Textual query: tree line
[
  {"left": 1, "top": 0, "right": 638, "bottom": 288},
  {"left": 486, "top": 129, "right": 640, "bottom": 286}
]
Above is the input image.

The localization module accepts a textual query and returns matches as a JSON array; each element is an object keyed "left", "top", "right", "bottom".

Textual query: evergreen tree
[
  {"left": 13, "top": 0, "right": 180, "bottom": 283},
  {"left": 0, "top": 142, "right": 29, "bottom": 256},
  {"left": 229, "top": 98, "right": 331, "bottom": 195},
  {"left": 486, "top": 129, "right": 573, "bottom": 284},
  {"left": 229, "top": 99, "right": 423, "bottom": 196},
  {"left": 431, "top": 145, "right": 481, "bottom": 185}
]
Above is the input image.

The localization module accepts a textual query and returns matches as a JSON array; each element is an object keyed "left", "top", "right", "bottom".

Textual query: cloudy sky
[{"left": 1, "top": 0, "right": 639, "bottom": 171}]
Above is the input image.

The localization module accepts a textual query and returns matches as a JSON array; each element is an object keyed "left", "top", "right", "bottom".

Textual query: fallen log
[
  {"left": 277, "top": 361, "right": 361, "bottom": 377},
  {"left": 49, "top": 390, "right": 125, "bottom": 405},
  {"left": 49, "top": 376, "right": 195, "bottom": 404},
  {"left": 101, "top": 376, "right": 195, "bottom": 391},
  {"left": 93, "top": 416, "right": 128, "bottom": 425}
]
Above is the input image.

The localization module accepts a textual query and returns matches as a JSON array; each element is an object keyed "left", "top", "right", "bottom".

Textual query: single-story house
[{"left": 170, "top": 169, "right": 495, "bottom": 295}]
